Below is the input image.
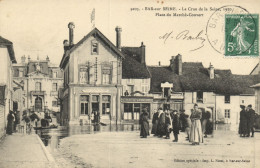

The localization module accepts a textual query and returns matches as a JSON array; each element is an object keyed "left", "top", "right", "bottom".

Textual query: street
[{"left": 40, "top": 124, "right": 260, "bottom": 168}]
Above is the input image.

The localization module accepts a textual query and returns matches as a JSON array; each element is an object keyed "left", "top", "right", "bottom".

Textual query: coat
[
  {"left": 157, "top": 112, "right": 166, "bottom": 136},
  {"left": 140, "top": 112, "right": 149, "bottom": 137},
  {"left": 151, "top": 112, "right": 159, "bottom": 134},
  {"left": 171, "top": 114, "right": 180, "bottom": 134},
  {"left": 6, "top": 112, "right": 15, "bottom": 135},
  {"left": 248, "top": 109, "right": 256, "bottom": 128},
  {"left": 239, "top": 109, "right": 248, "bottom": 134},
  {"left": 189, "top": 109, "right": 203, "bottom": 143}
]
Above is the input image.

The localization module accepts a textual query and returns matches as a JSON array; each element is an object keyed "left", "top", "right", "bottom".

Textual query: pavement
[
  {"left": 0, "top": 132, "right": 56, "bottom": 168},
  {"left": 56, "top": 128, "right": 260, "bottom": 168}
]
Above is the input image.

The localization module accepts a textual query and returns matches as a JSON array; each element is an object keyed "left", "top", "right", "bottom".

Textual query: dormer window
[{"left": 91, "top": 40, "right": 99, "bottom": 55}]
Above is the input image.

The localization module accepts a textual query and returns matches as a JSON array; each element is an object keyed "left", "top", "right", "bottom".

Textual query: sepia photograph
[{"left": 0, "top": 0, "right": 259, "bottom": 167}]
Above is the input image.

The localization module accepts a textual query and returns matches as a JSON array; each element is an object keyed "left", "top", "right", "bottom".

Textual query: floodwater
[
  {"left": 36, "top": 122, "right": 238, "bottom": 153},
  {"left": 36, "top": 124, "right": 141, "bottom": 152}
]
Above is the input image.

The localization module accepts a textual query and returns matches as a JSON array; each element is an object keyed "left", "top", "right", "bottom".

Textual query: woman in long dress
[
  {"left": 151, "top": 109, "right": 159, "bottom": 135},
  {"left": 190, "top": 104, "right": 203, "bottom": 145},
  {"left": 6, "top": 111, "right": 15, "bottom": 135}
]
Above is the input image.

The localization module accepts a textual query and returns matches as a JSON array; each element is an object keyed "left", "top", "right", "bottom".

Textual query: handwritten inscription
[{"left": 159, "top": 30, "right": 206, "bottom": 51}]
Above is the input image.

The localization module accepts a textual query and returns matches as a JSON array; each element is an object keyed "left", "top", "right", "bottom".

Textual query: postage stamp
[{"left": 225, "top": 14, "right": 259, "bottom": 56}]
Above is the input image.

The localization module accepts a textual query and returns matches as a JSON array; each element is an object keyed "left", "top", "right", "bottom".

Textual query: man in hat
[
  {"left": 247, "top": 104, "right": 256, "bottom": 137},
  {"left": 239, "top": 105, "right": 247, "bottom": 137},
  {"left": 171, "top": 110, "right": 179, "bottom": 142}
]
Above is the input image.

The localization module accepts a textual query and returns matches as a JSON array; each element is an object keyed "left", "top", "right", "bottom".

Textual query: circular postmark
[{"left": 206, "top": 5, "right": 258, "bottom": 56}]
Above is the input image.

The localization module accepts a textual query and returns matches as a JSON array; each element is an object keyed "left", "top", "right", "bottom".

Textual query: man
[
  {"left": 151, "top": 109, "right": 159, "bottom": 135},
  {"left": 239, "top": 105, "right": 247, "bottom": 137},
  {"left": 247, "top": 105, "right": 256, "bottom": 137},
  {"left": 202, "top": 108, "right": 211, "bottom": 138},
  {"left": 171, "top": 110, "right": 179, "bottom": 142},
  {"left": 179, "top": 110, "right": 186, "bottom": 132},
  {"left": 190, "top": 104, "right": 203, "bottom": 145}
]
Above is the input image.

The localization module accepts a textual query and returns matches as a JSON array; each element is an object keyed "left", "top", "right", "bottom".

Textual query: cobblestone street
[{"left": 43, "top": 125, "right": 260, "bottom": 168}]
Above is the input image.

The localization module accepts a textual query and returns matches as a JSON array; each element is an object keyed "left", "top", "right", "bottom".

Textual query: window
[
  {"left": 225, "top": 95, "right": 230, "bottom": 103},
  {"left": 102, "top": 95, "right": 111, "bottom": 115},
  {"left": 53, "top": 72, "right": 58, "bottom": 78},
  {"left": 225, "top": 109, "right": 230, "bottom": 118},
  {"left": 19, "top": 69, "right": 23, "bottom": 77},
  {"left": 197, "top": 91, "right": 203, "bottom": 103},
  {"left": 142, "top": 85, "right": 149, "bottom": 93},
  {"left": 52, "top": 83, "right": 58, "bottom": 91},
  {"left": 79, "top": 67, "right": 89, "bottom": 84},
  {"left": 91, "top": 41, "right": 99, "bottom": 54},
  {"left": 242, "top": 100, "right": 244, "bottom": 103},
  {"left": 80, "top": 95, "right": 89, "bottom": 115},
  {"left": 102, "top": 66, "right": 111, "bottom": 84},
  {"left": 164, "top": 88, "right": 170, "bottom": 97},
  {"left": 124, "top": 103, "right": 133, "bottom": 120},
  {"left": 133, "top": 103, "right": 141, "bottom": 120},
  {"left": 52, "top": 101, "right": 58, "bottom": 107},
  {"left": 35, "top": 82, "right": 41, "bottom": 91}
]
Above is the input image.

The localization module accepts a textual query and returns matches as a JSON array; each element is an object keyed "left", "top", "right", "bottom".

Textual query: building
[
  {"left": 0, "top": 36, "right": 16, "bottom": 138},
  {"left": 148, "top": 55, "right": 259, "bottom": 124},
  {"left": 121, "top": 43, "right": 152, "bottom": 121},
  {"left": 13, "top": 55, "right": 63, "bottom": 119},
  {"left": 59, "top": 23, "right": 124, "bottom": 125}
]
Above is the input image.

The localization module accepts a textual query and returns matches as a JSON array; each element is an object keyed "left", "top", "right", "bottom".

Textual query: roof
[
  {"left": 148, "top": 62, "right": 258, "bottom": 95},
  {"left": 250, "top": 63, "right": 259, "bottom": 75},
  {"left": 0, "top": 36, "right": 16, "bottom": 63},
  {"left": 60, "top": 27, "right": 125, "bottom": 69},
  {"left": 122, "top": 46, "right": 150, "bottom": 79}
]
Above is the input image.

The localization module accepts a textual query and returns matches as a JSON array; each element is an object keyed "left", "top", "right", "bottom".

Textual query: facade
[
  {"left": 13, "top": 55, "right": 63, "bottom": 119},
  {"left": 121, "top": 44, "right": 152, "bottom": 121},
  {"left": 0, "top": 36, "right": 16, "bottom": 138},
  {"left": 148, "top": 55, "right": 259, "bottom": 124},
  {"left": 59, "top": 23, "right": 123, "bottom": 125}
]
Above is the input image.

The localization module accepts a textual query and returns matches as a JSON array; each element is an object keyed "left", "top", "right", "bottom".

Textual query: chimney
[
  {"left": 46, "top": 55, "right": 50, "bottom": 62},
  {"left": 115, "top": 26, "right": 122, "bottom": 50},
  {"left": 63, "top": 39, "right": 70, "bottom": 52},
  {"left": 21, "top": 55, "right": 26, "bottom": 63},
  {"left": 28, "top": 55, "right": 31, "bottom": 62},
  {"left": 140, "top": 42, "right": 146, "bottom": 65},
  {"left": 158, "top": 61, "right": 161, "bottom": 66},
  {"left": 209, "top": 63, "right": 214, "bottom": 79},
  {"left": 176, "top": 54, "right": 182, "bottom": 75},
  {"left": 68, "top": 22, "right": 75, "bottom": 46},
  {"left": 170, "top": 56, "right": 175, "bottom": 71}
]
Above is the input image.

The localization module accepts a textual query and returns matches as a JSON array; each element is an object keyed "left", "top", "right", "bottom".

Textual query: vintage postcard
[{"left": 0, "top": 0, "right": 259, "bottom": 168}]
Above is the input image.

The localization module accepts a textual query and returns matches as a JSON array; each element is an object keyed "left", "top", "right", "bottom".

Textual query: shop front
[{"left": 121, "top": 96, "right": 153, "bottom": 120}]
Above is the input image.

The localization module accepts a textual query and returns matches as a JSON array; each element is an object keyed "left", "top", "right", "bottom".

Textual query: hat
[
  {"left": 240, "top": 105, "right": 245, "bottom": 109},
  {"left": 158, "top": 107, "right": 162, "bottom": 110},
  {"left": 194, "top": 104, "right": 198, "bottom": 107},
  {"left": 248, "top": 104, "right": 252, "bottom": 108}
]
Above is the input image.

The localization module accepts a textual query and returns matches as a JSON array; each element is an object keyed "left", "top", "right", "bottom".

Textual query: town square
[{"left": 0, "top": 0, "right": 260, "bottom": 168}]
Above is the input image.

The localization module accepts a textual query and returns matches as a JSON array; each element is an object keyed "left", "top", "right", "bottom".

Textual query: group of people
[
  {"left": 6, "top": 110, "right": 19, "bottom": 135},
  {"left": 139, "top": 104, "right": 213, "bottom": 145},
  {"left": 239, "top": 104, "right": 256, "bottom": 137}
]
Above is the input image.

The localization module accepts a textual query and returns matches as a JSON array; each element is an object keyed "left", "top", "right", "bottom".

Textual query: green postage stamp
[{"left": 225, "top": 14, "right": 259, "bottom": 56}]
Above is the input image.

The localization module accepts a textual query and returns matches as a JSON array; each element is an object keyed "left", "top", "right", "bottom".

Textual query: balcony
[{"left": 30, "top": 91, "right": 45, "bottom": 96}]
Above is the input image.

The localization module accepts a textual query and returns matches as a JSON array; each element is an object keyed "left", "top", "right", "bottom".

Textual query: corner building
[{"left": 59, "top": 23, "right": 123, "bottom": 125}]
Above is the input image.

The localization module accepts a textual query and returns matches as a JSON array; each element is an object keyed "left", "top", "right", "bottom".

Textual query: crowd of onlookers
[{"left": 139, "top": 104, "right": 214, "bottom": 145}]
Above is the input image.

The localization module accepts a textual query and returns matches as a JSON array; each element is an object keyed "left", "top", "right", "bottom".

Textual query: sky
[{"left": 0, "top": 0, "right": 259, "bottom": 74}]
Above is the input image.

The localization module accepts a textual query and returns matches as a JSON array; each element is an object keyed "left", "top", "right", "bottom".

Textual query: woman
[
  {"left": 6, "top": 111, "right": 15, "bottom": 135},
  {"left": 151, "top": 109, "right": 159, "bottom": 135},
  {"left": 157, "top": 108, "right": 166, "bottom": 137},
  {"left": 190, "top": 104, "right": 203, "bottom": 145},
  {"left": 239, "top": 105, "right": 248, "bottom": 137}
]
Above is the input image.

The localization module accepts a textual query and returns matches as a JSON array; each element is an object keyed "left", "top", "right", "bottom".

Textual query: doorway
[{"left": 35, "top": 97, "right": 42, "bottom": 111}]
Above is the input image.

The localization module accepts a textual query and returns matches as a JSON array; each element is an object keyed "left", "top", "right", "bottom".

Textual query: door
[{"left": 35, "top": 97, "right": 42, "bottom": 111}]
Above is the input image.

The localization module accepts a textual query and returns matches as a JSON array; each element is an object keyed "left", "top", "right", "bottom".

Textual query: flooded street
[{"left": 34, "top": 123, "right": 260, "bottom": 168}]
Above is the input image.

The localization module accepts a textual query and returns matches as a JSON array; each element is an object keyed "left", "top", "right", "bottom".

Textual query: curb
[{"left": 35, "top": 134, "right": 55, "bottom": 162}]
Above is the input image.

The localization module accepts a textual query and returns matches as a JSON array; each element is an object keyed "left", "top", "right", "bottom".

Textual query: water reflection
[
  {"left": 37, "top": 123, "right": 237, "bottom": 152},
  {"left": 37, "top": 124, "right": 141, "bottom": 151}
]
